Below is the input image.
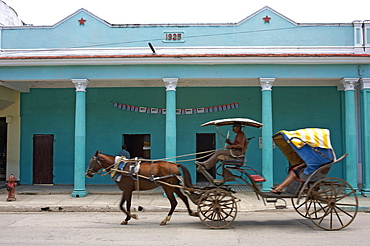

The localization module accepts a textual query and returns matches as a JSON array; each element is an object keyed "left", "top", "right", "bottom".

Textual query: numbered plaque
[{"left": 163, "top": 31, "right": 185, "bottom": 43}]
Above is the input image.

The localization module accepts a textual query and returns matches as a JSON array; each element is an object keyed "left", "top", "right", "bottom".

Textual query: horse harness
[{"left": 112, "top": 156, "right": 180, "bottom": 184}]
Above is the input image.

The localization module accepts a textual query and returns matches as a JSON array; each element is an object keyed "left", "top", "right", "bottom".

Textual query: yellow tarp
[{"left": 279, "top": 128, "right": 332, "bottom": 149}]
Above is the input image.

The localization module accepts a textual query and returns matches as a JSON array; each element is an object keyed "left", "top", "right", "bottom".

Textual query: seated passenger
[
  {"left": 270, "top": 163, "right": 306, "bottom": 194},
  {"left": 196, "top": 123, "right": 246, "bottom": 170}
]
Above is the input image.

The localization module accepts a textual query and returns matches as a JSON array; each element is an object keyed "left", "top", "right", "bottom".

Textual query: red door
[{"left": 33, "top": 134, "right": 54, "bottom": 184}]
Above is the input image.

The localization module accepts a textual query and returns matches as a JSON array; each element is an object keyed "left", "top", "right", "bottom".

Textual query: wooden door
[
  {"left": 196, "top": 133, "right": 216, "bottom": 183},
  {"left": 33, "top": 134, "right": 54, "bottom": 184}
]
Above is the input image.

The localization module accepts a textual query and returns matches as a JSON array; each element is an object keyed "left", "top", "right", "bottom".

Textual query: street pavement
[{"left": 0, "top": 184, "right": 369, "bottom": 213}]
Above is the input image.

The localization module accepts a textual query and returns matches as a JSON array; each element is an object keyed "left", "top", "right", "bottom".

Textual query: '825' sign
[{"left": 163, "top": 31, "right": 185, "bottom": 43}]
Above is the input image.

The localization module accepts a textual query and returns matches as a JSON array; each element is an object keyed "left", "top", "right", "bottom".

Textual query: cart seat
[
  {"left": 219, "top": 156, "right": 245, "bottom": 167},
  {"left": 222, "top": 158, "right": 244, "bottom": 167},
  {"left": 217, "top": 139, "right": 251, "bottom": 167}
]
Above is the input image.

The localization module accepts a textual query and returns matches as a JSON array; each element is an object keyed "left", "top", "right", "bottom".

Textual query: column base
[
  {"left": 71, "top": 189, "right": 88, "bottom": 198},
  {"left": 346, "top": 187, "right": 362, "bottom": 197},
  {"left": 361, "top": 189, "right": 370, "bottom": 197}
]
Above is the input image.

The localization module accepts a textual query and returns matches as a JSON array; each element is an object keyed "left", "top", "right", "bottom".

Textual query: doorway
[
  {"left": 123, "top": 134, "right": 151, "bottom": 159},
  {"left": 33, "top": 134, "right": 54, "bottom": 184},
  {"left": 196, "top": 133, "right": 216, "bottom": 183},
  {"left": 0, "top": 118, "right": 7, "bottom": 181}
]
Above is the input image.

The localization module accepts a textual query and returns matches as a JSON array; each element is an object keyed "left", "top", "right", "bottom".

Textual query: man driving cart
[{"left": 196, "top": 123, "right": 246, "bottom": 170}]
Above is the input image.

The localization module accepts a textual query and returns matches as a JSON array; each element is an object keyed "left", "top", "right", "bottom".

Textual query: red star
[
  {"left": 263, "top": 15, "right": 271, "bottom": 23},
  {"left": 78, "top": 18, "right": 86, "bottom": 25}
]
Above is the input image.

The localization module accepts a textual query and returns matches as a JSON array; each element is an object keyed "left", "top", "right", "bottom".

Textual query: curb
[{"left": 0, "top": 205, "right": 191, "bottom": 213}]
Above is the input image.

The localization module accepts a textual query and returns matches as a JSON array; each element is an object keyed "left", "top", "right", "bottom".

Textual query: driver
[{"left": 196, "top": 123, "right": 246, "bottom": 170}]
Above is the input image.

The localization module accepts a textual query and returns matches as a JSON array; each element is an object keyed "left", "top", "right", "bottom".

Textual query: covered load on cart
[
  {"left": 273, "top": 128, "right": 335, "bottom": 177},
  {"left": 268, "top": 128, "right": 358, "bottom": 230}
]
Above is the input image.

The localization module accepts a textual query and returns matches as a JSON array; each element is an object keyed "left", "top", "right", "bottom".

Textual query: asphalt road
[{"left": 0, "top": 211, "right": 369, "bottom": 245}]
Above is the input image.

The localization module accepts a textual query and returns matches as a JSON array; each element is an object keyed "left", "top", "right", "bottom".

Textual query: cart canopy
[
  {"left": 201, "top": 118, "right": 263, "bottom": 128},
  {"left": 273, "top": 128, "right": 335, "bottom": 175}
]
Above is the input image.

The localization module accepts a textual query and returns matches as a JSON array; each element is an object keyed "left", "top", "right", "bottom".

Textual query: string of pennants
[{"left": 112, "top": 102, "right": 239, "bottom": 115}]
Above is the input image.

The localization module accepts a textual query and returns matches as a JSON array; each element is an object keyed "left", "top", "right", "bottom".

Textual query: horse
[{"left": 85, "top": 151, "right": 198, "bottom": 226}]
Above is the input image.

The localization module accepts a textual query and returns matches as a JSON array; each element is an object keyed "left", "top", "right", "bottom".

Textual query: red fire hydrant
[{"left": 6, "top": 174, "right": 17, "bottom": 201}]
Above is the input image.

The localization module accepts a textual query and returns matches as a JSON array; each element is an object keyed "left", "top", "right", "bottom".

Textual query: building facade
[{"left": 0, "top": 6, "right": 369, "bottom": 196}]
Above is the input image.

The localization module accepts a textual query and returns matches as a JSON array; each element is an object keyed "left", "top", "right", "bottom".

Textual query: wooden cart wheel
[
  {"left": 292, "top": 188, "right": 325, "bottom": 219},
  {"left": 305, "top": 177, "right": 358, "bottom": 230},
  {"left": 197, "top": 188, "right": 237, "bottom": 229},
  {"left": 291, "top": 192, "right": 310, "bottom": 219}
]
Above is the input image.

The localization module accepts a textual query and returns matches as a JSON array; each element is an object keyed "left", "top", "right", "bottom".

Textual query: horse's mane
[{"left": 95, "top": 151, "right": 114, "bottom": 158}]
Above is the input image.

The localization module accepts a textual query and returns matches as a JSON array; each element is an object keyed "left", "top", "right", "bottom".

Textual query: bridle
[{"left": 86, "top": 155, "right": 113, "bottom": 177}]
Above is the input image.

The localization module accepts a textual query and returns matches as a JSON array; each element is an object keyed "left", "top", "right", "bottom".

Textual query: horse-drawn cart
[
  {"left": 192, "top": 119, "right": 358, "bottom": 230},
  {"left": 85, "top": 118, "right": 358, "bottom": 230}
]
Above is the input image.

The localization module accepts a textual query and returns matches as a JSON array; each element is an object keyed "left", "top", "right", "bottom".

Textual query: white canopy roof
[{"left": 201, "top": 118, "right": 263, "bottom": 128}]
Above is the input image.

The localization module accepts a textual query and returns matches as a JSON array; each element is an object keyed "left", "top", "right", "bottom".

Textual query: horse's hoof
[
  {"left": 131, "top": 214, "right": 138, "bottom": 220},
  {"left": 160, "top": 215, "right": 171, "bottom": 225},
  {"left": 120, "top": 221, "right": 128, "bottom": 225}
]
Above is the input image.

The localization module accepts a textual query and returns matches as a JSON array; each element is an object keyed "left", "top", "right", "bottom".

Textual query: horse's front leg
[
  {"left": 119, "top": 191, "right": 137, "bottom": 225},
  {"left": 125, "top": 192, "right": 137, "bottom": 220}
]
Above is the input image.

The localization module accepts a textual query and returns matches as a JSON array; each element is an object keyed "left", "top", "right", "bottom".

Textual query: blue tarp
[{"left": 280, "top": 132, "right": 334, "bottom": 175}]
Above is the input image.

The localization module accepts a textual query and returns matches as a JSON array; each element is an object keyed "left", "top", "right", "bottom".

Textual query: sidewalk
[{"left": 0, "top": 184, "right": 369, "bottom": 213}]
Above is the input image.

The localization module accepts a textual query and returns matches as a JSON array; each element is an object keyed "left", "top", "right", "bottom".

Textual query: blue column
[
  {"left": 260, "top": 78, "right": 275, "bottom": 192},
  {"left": 360, "top": 78, "right": 370, "bottom": 196},
  {"left": 163, "top": 78, "right": 178, "bottom": 161},
  {"left": 71, "top": 79, "right": 89, "bottom": 198},
  {"left": 341, "top": 78, "right": 359, "bottom": 192}
]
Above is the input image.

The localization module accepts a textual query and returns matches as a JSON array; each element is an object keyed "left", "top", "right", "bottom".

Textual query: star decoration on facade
[
  {"left": 78, "top": 18, "right": 86, "bottom": 25},
  {"left": 263, "top": 15, "right": 271, "bottom": 23}
]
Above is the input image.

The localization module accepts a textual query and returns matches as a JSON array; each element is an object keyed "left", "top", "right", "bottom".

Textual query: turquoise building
[{"left": 0, "top": 6, "right": 369, "bottom": 197}]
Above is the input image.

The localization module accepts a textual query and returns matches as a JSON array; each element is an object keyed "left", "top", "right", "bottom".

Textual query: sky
[{"left": 3, "top": 0, "right": 370, "bottom": 26}]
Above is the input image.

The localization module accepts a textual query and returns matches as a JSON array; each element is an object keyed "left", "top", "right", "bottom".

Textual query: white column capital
[
  {"left": 163, "top": 78, "right": 178, "bottom": 91},
  {"left": 360, "top": 78, "right": 370, "bottom": 90},
  {"left": 259, "top": 78, "right": 275, "bottom": 91},
  {"left": 352, "top": 20, "right": 363, "bottom": 27},
  {"left": 340, "top": 78, "right": 359, "bottom": 91},
  {"left": 72, "top": 79, "right": 89, "bottom": 92}
]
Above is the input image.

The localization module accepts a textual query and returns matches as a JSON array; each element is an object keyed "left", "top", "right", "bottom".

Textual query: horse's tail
[{"left": 177, "top": 163, "right": 194, "bottom": 188}]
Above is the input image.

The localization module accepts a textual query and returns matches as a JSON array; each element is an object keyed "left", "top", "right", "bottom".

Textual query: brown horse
[{"left": 85, "top": 151, "right": 198, "bottom": 225}]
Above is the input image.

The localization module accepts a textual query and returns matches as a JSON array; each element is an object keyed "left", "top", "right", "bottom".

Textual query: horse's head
[{"left": 85, "top": 150, "right": 104, "bottom": 178}]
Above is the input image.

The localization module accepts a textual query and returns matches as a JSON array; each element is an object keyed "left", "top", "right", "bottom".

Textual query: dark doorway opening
[
  {"left": 123, "top": 134, "right": 150, "bottom": 159},
  {"left": 0, "top": 118, "right": 7, "bottom": 181},
  {"left": 196, "top": 133, "right": 216, "bottom": 183},
  {"left": 33, "top": 134, "right": 54, "bottom": 184}
]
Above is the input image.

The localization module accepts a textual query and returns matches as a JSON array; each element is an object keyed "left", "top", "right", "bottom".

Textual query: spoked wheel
[
  {"left": 292, "top": 186, "right": 325, "bottom": 219},
  {"left": 305, "top": 177, "right": 358, "bottom": 230},
  {"left": 291, "top": 191, "right": 310, "bottom": 219},
  {"left": 197, "top": 188, "right": 238, "bottom": 229}
]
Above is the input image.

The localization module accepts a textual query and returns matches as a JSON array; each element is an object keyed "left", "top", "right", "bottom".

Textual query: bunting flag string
[{"left": 112, "top": 101, "right": 239, "bottom": 115}]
